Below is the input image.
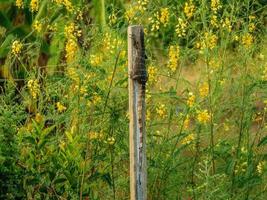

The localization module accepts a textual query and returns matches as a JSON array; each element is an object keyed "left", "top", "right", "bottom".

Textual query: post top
[{"left": 128, "top": 25, "right": 143, "bottom": 30}]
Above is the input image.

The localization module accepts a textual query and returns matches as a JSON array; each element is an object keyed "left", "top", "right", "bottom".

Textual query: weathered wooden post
[{"left": 128, "top": 25, "right": 147, "bottom": 200}]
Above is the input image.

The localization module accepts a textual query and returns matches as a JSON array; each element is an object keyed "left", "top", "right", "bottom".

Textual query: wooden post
[{"left": 128, "top": 25, "right": 147, "bottom": 200}]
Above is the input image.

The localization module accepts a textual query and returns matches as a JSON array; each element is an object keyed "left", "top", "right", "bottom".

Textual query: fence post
[{"left": 128, "top": 25, "right": 147, "bottom": 200}]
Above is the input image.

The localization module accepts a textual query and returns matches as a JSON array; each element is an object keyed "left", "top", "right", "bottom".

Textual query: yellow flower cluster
[
  {"left": 257, "top": 161, "right": 265, "bottom": 174},
  {"left": 184, "top": 0, "right": 195, "bottom": 19},
  {"left": 204, "top": 32, "right": 218, "bottom": 49},
  {"left": 156, "top": 104, "right": 167, "bottom": 118},
  {"left": 149, "top": 8, "right": 169, "bottom": 32},
  {"left": 88, "top": 131, "right": 104, "bottom": 140},
  {"left": 168, "top": 45, "right": 180, "bottom": 72},
  {"left": 183, "top": 115, "right": 190, "bottom": 130},
  {"left": 66, "top": 67, "right": 80, "bottom": 83},
  {"left": 235, "top": 162, "right": 248, "bottom": 174},
  {"left": 11, "top": 40, "right": 23, "bottom": 56},
  {"left": 208, "top": 59, "right": 220, "bottom": 69},
  {"left": 211, "top": 0, "right": 222, "bottom": 13},
  {"left": 64, "top": 23, "right": 81, "bottom": 63},
  {"left": 137, "top": 0, "right": 149, "bottom": 12},
  {"left": 187, "top": 92, "right": 195, "bottom": 107},
  {"left": 159, "top": 8, "right": 169, "bottom": 27},
  {"left": 90, "top": 54, "right": 103, "bottom": 67},
  {"left": 65, "top": 39, "right": 78, "bottom": 64},
  {"left": 222, "top": 17, "right": 232, "bottom": 32},
  {"left": 149, "top": 12, "right": 160, "bottom": 32},
  {"left": 241, "top": 33, "right": 253, "bottom": 48},
  {"left": 35, "top": 113, "right": 43, "bottom": 123},
  {"left": 197, "top": 110, "right": 211, "bottom": 124},
  {"left": 33, "top": 20, "right": 42, "bottom": 33},
  {"left": 27, "top": 79, "right": 40, "bottom": 99},
  {"left": 56, "top": 102, "right": 67, "bottom": 112},
  {"left": 175, "top": 18, "right": 187, "bottom": 37},
  {"left": 125, "top": 6, "right": 137, "bottom": 23},
  {"left": 199, "top": 82, "right": 209, "bottom": 98},
  {"left": 30, "top": 0, "right": 39, "bottom": 12},
  {"left": 109, "top": 12, "right": 117, "bottom": 25},
  {"left": 211, "top": 15, "right": 219, "bottom": 28},
  {"left": 15, "top": 0, "right": 24, "bottom": 9},
  {"left": 64, "top": 23, "right": 82, "bottom": 39},
  {"left": 102, "top": 33, "right": 123, "bottom": 54},
  {"left": 248, "top": 16, "right": 256, "bottom": 33},
  {"left": 92, "top": 92, "right": 101, "bottom": 105},
  {"left": 181, "top": 133, "right": 195, "bottom": 145},
  {"left": 147, "top": 65, "right": 158, "bottom": 84},
  {"left": 53, "top": 0, "right": 73, "bottom": 12},
  {"left": 105, "top": 137, "right": 115, "bottom": 145}
]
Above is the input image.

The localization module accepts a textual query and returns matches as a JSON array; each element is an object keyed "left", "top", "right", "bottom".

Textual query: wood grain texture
[{"left": 128, "top": 25, "right": 147, "bottom": 200}]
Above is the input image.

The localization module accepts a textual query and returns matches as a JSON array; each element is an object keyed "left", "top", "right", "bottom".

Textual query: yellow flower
[
  {"left": 210, "top": 15, "right": 219, "bottom": 28},
  {"left": 156, "top": 104, "right": 167, "bottom": 118},
  {"left": 203, "top": 32, "right": 218, "bottom": 49},
  {"left": 208, "top": 59, "right": 220, "bottom": 69},
  {"left": 53, "top": 0, "right": 63, "bottom": 4},
  {"left": 137, "top": 0, "right": 149, "bottom": 12},
  {"left": 109, "top": 12, "right": 117, "bottom": 25},
  {"left": 63, "top": 0, "right": 73, "bottom": 12},
  {"left": 33, "top": 20, "right": 42, "bottom": 33},
  {"left": 30, "top": 0, "right": 39, "bottom": 12},
  {"left": 64, "top": 23, "right": 79, "bottom": 39},
  {"left": 199, "top": 82, "right": 209, "bottom": 98},
  {"left": 184, "top": 0, "right": 195, "bottom": 19},
  {"left": 59, "top": 141, "right": 66, "bottom": 151},
  {"left": 248, "top": 23, "right": 256, "bottom": 33},
  {"left": 222, "top": 17, "right": 232, "bottom": 32},
  {"left": 11, "top": 40, "right": 23, "bottom": 56},
  {"left": 183, "top": 115, "right": 190, "bottom": 130},
  {"left": 35, "top": 113, "right": 43, "bottom": 123},
  {"left": 181, "top": 133, "right": 195, "bottom": 145},
  {"left": 125, "top": 6, "right": 137, "bottom": 23},
  {"left": 90, "top": 54, "right": 103, "bottom": 67},
  {"left": 76, "top": 10, "right": 83, "bottom": 21},
  {"left": 175, "top": 18, "right": 187, "bottom": 37},
  {"left": 197, "top": 110, "right": 211, "bottom": 124},
  {"left": 66, "top": 67, "right": 80, "bottom": 83},
  {"left": 56, "top": 102, "right": 67, "bottom": 112},
  {"left": 186, "top": 92, "right": 195, "bottom": 107},
  {"left": 241, "top": 33, "right": 253, "bottom": 48},
  {"left": 149, "top": 8, "right": 169, "bottom": 32},
  {"left": 65, "top": 38, "right": 78, "bottom": 64},
  {"left": 168, "top": 45, "right": 180, "bottom": 72},
  {"left": 211, "top": 0, "right": 222, "bottom": 13},
  {"left": 257, "top": 161, "right": 265, "bottom": 174},
  {"left": 27, "top": 79, "right": 40, "bottom": 99},
  {"left": 106, "top": 137, "right": 115, "bottom": 145},
  {"left": 16, "top": 0, "right": 24, "bottom": 9},
  {"left": 88, "top": 131, "right": 104, "bottom": 140},
  {"left": 53, "top": 0, "right": 73, "bottom": 12},
  {"left": 149, "top": 12, "right": 160, "bottom": 32},
  {"left": 147, "top": 65, "right": 158, "bottom": 84},
  {"left": 92, "top": 93, "right": 101, "bottom": 105},
  {"left": 159, "top": 8, "right": 169, "bottom": 27}
]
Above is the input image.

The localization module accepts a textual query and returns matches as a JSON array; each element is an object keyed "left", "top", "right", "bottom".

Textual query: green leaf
[
  {"left": 47, "top": 33, "right": 65, "bottom": 75},
  {"left": 54, "top": 177, "right": 67, "bottom": 185},
  {"left": 0, "top": 34, "right": 14, "bottom": 58},
  {"left": 258, "top": 136, "right": 267, "bottom": 147},
  {"left": 0, "top": 11, "right": 12, "bottom": 29}
]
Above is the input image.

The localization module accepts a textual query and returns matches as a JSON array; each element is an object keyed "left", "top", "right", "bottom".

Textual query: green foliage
[{"left": 0, "top": 0, "right": 267, "bottom": 199}]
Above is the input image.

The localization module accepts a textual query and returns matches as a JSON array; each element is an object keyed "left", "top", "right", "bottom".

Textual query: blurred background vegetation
[{"left": 0, "top": 0, "right": 267, "bottom": 199}]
